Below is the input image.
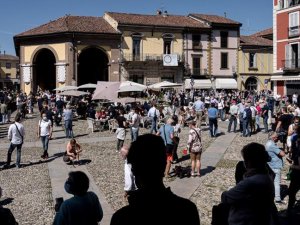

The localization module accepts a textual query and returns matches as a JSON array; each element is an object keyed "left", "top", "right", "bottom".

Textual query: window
[
  {"left": 221, "top": 53, "right": 228, "bottom": 69},
  {"left": 131, "top": 33, "right": 143, "bottom": 61},
  {"left": 192, "top": 57, "right": 201, "bottom": 75},
  {"left": 162, "top": 33, "right": 174, "bottom": 54},
  {"left": 289, "top": 11, "right": 300, "bottom": 37},
  {"left": 6, "top": 73, "right": 11, "bottom": 79},
  {"left": 161, "top": 74, "right": 174, "bottom": 83},
  {"left": 6, "top": 63, "right": 11, "bottom": 69},
  {"left": 129, "top": 74, "right": 144, "bottom": 84},
  {"left": 192, "top": 34, "right": 202, "bottom": 49},
  {"left": 285, "top": 43, "right": 300, "bottom": 68},
  {"left": 220, "top": 31, "right": 228, "bottom": 48},
  {"left": 249, "top": 53, "right": 257, "bottom": 68},
  {"left": 245, "top": 77, "right": 258, "bottom": 91}
]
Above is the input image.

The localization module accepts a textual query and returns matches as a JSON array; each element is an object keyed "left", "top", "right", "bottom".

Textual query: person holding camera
[{"left": 53, "top": 171, "right": 103, "bottom": 225}]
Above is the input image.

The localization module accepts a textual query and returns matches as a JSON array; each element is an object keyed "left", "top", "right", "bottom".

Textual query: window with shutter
[{"left": 289, "top": 11, "right": 299, "bottom": 37}]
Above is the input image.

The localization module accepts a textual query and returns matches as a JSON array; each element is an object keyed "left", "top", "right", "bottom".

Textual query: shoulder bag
[{"left": 15, "top": 123, "right": 23, "bottom": 145}]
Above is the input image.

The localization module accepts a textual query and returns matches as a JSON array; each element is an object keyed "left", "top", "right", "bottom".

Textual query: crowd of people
[{"left": 1, "top": 87, "right": 300, "bottom": 224}]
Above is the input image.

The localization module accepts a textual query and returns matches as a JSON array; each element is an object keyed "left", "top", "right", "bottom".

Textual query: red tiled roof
[
  {"left": 250, "top": 28, "right": 273, "bottom": 37},
  {"left": 189, "top": 13, "right": 241, "bottom": 25},
  {"left": 0, "top": 54, "right": 19, "bottom": 61},
  {"left": 106, "top": 12, "right": 210, "bottom": 28},
  {"left": 240, "top": 35, "right": 273, "bottom": 47},
  {"left": 15, "top": 16, "right": 119, "bottom": 37}
]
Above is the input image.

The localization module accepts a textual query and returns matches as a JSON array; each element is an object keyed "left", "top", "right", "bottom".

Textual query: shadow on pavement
[
  {"left": 0, "top": 198, "right": 14, "bottom": 206},
  {"left": 201, "top": 166, "right": 216, "bottom": 176}
]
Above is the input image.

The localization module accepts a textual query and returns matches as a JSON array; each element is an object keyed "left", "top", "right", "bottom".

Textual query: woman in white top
[{"left": 37, "top": 113, "right": 52, "bottom": 159}]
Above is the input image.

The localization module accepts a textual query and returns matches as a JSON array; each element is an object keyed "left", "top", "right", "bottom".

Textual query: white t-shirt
[{"left": 39, "top": 119, "right": 52, "bottom": 136}]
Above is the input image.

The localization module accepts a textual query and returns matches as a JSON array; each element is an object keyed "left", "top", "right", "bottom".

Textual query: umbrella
[
  {"left": 92, "top": 82, "right": 120, "bottom": 101},
  {"left": 77, "top": 83, "right": 97, "bottom": 89},
  {"left": 54, "top": 85, "right": 78, "bottom": 91},
  {"left": 60, "top": 90, "right": 89, "bottom": 97},
  {"left": 148, "top": 81, "right": 183, "bottom": 89},
  {"left": 118, "top": 81, "right": 147, "bottom": 93},
  {"left": 112, "top": 97, "right": 145, "bottom": 104}
]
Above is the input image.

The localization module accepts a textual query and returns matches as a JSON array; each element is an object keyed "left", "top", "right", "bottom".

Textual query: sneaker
[
  {"left": 275, "top": 200, "right": 286, "bottom": 205},
  {"left": 41, "top": 154, "right": 45, "bottom": 159}
]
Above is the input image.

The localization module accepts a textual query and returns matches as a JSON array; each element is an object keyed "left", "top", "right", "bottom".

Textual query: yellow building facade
[
  {"left": 238, "top": 34, "right": 273, "bottom": 91},
  {"left": 0, "top": 53, "right": 19, "bottom": 90}
]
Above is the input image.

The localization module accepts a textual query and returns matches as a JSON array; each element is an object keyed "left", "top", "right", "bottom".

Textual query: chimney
[
  {"left": 163, "top": 10, "right": 168, "bottom": 17},
  {"left": 157, "top": 10, "right": 162, "bottom": 15}
]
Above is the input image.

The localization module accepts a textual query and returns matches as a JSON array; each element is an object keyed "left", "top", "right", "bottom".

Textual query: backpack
[{"left": 245, "top": 108, "right": 252, "bottom": 120}]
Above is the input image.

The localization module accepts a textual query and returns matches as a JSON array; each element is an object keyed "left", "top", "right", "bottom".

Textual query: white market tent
[
  {"left": 185, "top": 79, "right": 212, "bottom": 89},
  {"left": 148, "top": 81, "right": 183, "bottom": 89},
  {"left": 215, "top": 78, "right": 237, "bottom": 89}
]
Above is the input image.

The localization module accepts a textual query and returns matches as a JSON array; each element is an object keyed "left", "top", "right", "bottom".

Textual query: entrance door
[
  {"left": 78, "top": 48, "right": 109, "bottom": 86},
  {"left": 32, "top": 49, "right": 56, "bottom": 92}
]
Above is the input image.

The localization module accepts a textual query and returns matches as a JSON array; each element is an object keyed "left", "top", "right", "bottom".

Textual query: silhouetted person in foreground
[
  {"left": 110, "top": 134, "right": 200, "bottom": 225},
  {"left": 53, "top": 171, "right": 103, "bottom": 225},
  {"left": 221, "top": 143, "right": 275, "bottom": 225}
]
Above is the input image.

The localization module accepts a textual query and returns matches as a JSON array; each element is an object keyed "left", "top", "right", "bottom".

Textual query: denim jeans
[
  {"left": 150, "top": 117, "right": 157, "bottom": 134},
  {"left": 1, "top": 113, "right": 8, "bottom": 123},
  {"left": 64, "top": 120, "right": 73, "bottom": 138},
  {"left": 208, "top": 118, "right": 218, "bottom": 137},
  {"left": 272, "top": 168, "right": 282, "bottom": 201},
  {"left": 41, "top": 135, "right": 49, "bottom": 154},
  {"left": 6, "top": 143, "right": 22, "bottom": 167},
  {"left": 263, "top": 116, "right": 268, "bottom": 132},
  {"left": 228, "top": 115, "right": 237, "bottom": 132},
  {"left": 131, "top": 127, "right": 139, "bottom": 142},
  {"left": 117, "top": 139, "right": 124, "bottom": 151},
  {"left": 243, "top": 118, "right": 250, "bottom": 137},
  {"left": 255, "top": 115, "right": 260, "bottom": 130},
  {"left": 218, "top": 109, "right": 224, "bottom": 121}
]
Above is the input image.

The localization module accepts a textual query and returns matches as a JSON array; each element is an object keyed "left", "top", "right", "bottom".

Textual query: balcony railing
[
  {"left": 122, "top": 53, "right": 183, "bottom": 62},
  {"left": 191, "top": 68, "right": 207, "bottom": 76},
  {"left": 289, "top": 26, "right": 300, "bottom": 38},
  {"left": 282, "top": 59, "right": 300, "bottom": 70}
]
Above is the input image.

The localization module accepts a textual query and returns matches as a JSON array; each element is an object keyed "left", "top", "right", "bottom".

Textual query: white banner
[{"left": 163, "top": 54, "right": 178, "bottom": 66}]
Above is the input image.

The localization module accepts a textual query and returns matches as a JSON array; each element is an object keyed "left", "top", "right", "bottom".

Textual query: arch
[
  {"left": 32, "top": 48, "right": 56, "bottom": 92},
  {"left": 30, "top": 45, "right": 59, "bottom": 64},
  {"left": 245, "top": 77, "right": 258, "bottom": 91},
  {"left": 77, "top": 47, "right": 109, "bottom": 86}
]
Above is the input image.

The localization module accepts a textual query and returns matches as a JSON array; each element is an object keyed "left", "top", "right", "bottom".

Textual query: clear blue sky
[{"left": 0, "top": 0, "right": 272, "bottom": 55}]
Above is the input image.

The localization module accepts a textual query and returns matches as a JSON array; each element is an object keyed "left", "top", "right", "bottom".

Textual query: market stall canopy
[
  {"left": 60, "top": 90, "right": 89, "bottom": 97},
  {"left": 148, "top": 81, "right": 183, "bottom": 89},
  {"left": 112, "top": 97, "right": 145, "bottom": 104},
  {"left": 185, "top": 79, "right": 212, "bottom": 89},
  {"left": 92, "top": 81, "right": 120, "bottom": 101},
  {"left": 54, "top": 86, "right": 78, "bottom": 91},
  {"left": 215, "top": 78, "right": 237, "bottom": 89},
  {"left": 77, "top": 83, "right": 97, "bottom": 89},
  {"left": 118, "top": 81, "right": 147, "bottom": 92}
]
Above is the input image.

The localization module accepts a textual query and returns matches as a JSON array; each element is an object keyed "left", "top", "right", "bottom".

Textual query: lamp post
[{"left": 210, "top": 76, "right": 215, "bottom": 95}]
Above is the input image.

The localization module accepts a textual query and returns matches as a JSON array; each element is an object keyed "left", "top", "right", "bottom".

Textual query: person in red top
[
  {"left": 95, "top": 108, "right": 107, "bottom": 120},
  {"left": 255, "top": 101, "right": 262, "bottom": 132}
]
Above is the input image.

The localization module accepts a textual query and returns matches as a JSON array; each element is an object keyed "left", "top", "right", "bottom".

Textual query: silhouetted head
[
  {"left": 64, "top": 171, "right": 89, "bottom": 196},
  {"left": 127, "top": 134, "right": 166, "bottom": 188},
  {"left": 241, "top": 142, "right": 270, "bottom": 169}
]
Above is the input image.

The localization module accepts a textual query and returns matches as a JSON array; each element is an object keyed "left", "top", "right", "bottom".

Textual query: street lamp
[{"left": 210, "top": 76, "right": 215, "bottom": 94}]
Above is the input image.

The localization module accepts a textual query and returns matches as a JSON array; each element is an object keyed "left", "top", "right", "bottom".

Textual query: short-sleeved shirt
[
  {"left": 159, "top": 124, "right": 174, "bottom": 145},
  {"left": 207, "top": 107, "right": 218, "bottom": 119},
  {"left": 116, "top": 115, "right": 126, "bottom": 128},
  {"left": 39, "top": 119, "right": 52, "bottom": 136},
  {"left": 265, "top": 140, "right": 283, "bottom": 169},
  {"left": 278, "top": 114, "right": 293, "bottom": 131}
]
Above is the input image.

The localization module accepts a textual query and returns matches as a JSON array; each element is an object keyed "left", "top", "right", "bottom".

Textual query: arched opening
[
  {"left": 78, "top": 47, "right": 109, "bottom": 86},
  {"left": 245, "top": 77, "right": 258, "bottom": 91},
  {"left": 32, "top": 49, "right": 56, "bottom": 92}
]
